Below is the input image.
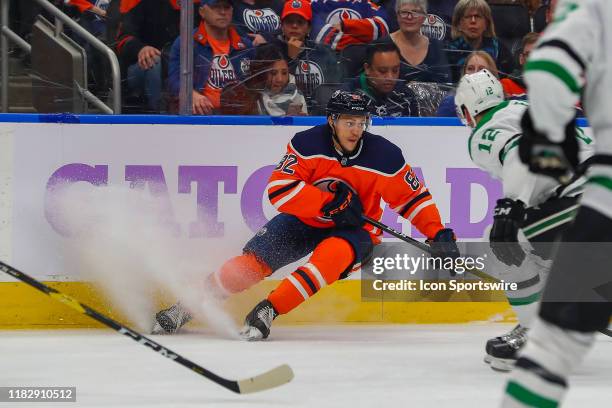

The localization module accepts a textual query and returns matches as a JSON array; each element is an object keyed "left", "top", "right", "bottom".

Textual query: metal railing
[{"left": 0, "top": 0, "right": 121, "bottom": 113}]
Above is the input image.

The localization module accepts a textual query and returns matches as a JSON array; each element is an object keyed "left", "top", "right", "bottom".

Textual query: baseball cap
[{"left": 281, "top": 0, "right": 312, "bottom": 21}]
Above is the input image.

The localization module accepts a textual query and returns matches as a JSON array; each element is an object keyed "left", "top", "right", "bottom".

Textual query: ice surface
[{"left": 1, "top": 324, "right": 610, "bottom": 407}]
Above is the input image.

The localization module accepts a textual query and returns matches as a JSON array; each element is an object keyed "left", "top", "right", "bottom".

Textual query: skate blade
[
  {"left": 483, "top": 354, "right": 492, "bottom": 364},
  {"left": 489, "top": 358, "right": 515, "bottom": 372}
]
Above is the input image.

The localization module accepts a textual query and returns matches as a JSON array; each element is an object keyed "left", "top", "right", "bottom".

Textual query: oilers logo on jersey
[
  {"left": 325, "top": 8, "right": 362, "bottom": 25},
  {"left": 421, "top": 14, "right": 446, "bottom": 41},
  {"left": 243, "top": 8, "right": 280, "bottom": 33},
  {"left": 295, "top": 60, "right": 324, "bottom": 95},
  {"left": 207, "top": 55, "right": 237, "bottom": 89}
]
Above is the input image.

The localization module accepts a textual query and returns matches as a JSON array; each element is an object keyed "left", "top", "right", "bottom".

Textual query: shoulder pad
[
  {"left": 290, "top": 125, "right": 334, "bottom": 158},
  {"left": 356, "top": 132, "right": 406, "bottom": 175}
]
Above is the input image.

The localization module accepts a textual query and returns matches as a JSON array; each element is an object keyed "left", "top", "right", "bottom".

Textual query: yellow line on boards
[{"left": 0, "top": 281, "right": 515, "bottom": 329}]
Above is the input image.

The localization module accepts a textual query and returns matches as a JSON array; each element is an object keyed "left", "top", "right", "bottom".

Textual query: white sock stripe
[
  {"left": 303, "top": 263, "right": 327, "bottom": 288},
  {"left": 511, "top": 365, "right": 566, "bottom": 402},
  {"left": 273, "top": 181, "right": 305, "bottom": 209},
  {"left": 502, "top": 395, "right": 528, "bottom": 408},
  {"left": 287, "top": 274, "right": 309, "bottom": 300}
]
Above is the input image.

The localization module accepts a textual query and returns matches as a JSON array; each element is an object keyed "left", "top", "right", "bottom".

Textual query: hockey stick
[
  {"left": 0, "top": 260, "right": 294, "bottom": 394},
  {"left": 362, "top": 215, "right": 499, "bottom": 283}
]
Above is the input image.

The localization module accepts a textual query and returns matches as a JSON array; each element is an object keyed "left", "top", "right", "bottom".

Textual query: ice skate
[
  {"left": 151, "top": 302, "right": 193, "bottom": 334},
  {"left": 240, "top": 299, "right": 278, "bottom": 341},
  {"left": 484, "top": 324, "right": 522, "bottom": 364},
  {"left": 486, "top": 325, "right": 528, "bottom": 372}
]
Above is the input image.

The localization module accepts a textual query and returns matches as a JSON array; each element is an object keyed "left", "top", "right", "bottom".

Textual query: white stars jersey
[{"left": 468, "top": 100, "right": 594, "bottom": 206}]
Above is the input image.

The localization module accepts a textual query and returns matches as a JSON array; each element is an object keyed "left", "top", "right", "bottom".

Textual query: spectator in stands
[
  {"left": 220, "top": 46, "right": 307, "bottom": 116},
  {"left": 311, "top": 0, "right": 390, "bottom": 51},
  {"left": 500, "top": 31, "right": 538, "bottom": 99},
  {"left": 256, "top": 0, "right": 341, "bottom": 110},
  {"left": 232, "top": 0, "right": 283, "bottom": 44},
  {"left": 167, "top": 0, "right": 253, "bottom": 114},
  {"left": 446, "top": 0, "right": 513, "bottom": 82},
  {"left": 329, "top": 41, "right": 417, "bottom": 117},
  {"left": 253, "top": 47, "right": 308, "bottom": 115},
  {"left": 63, "top": 1, "right": 114, "bottom": 95},
  {"left": 436, "top": 50, "right": 499, "bottom": 116},
  {"left": 116, "top": 0, "right": 198, "bottom": 112},
  {"left": 389, "top": 0, "right": 451, "bottom": 83},
  {"left": 385, "top": 0, "right": 455, "bottom": 43}
]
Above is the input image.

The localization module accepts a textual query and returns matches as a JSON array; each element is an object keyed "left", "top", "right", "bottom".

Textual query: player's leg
[
  {"left": 208, "top": 213, "right": 325, "bottom": 297},
  {"left": 502, "top": 197, "right": 612, "bottom": 406},
  {"left": 152, "top": 214, "right": 321, "bottom": 334},
  {"left": 241, "top": 228, "right": 373, "bottom": 340},
  {"left": 486, "top": 196, "right": 579, "bottom": 371}
]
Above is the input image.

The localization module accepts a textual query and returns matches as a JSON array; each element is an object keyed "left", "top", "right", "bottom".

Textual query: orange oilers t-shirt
[{"left": 202, "top": 37, "right": 237, "bottom": 109}]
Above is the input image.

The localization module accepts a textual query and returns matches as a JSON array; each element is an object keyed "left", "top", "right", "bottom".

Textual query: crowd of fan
[{"left": 27, "top": 0, "right": 556, "bottom": 116}]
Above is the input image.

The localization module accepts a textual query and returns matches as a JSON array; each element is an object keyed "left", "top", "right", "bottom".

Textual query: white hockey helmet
[{"left": 455, "top": 69, "right": 504, "bottom": 127}]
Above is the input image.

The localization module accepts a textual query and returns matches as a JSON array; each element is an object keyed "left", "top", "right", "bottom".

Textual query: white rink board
[{"left": 1, "top": 122, "right": 592, "bottom": 281}]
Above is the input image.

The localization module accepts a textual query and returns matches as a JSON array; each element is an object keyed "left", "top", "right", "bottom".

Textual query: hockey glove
[
  {"left": 489, "top": 198, "right": 527, "bottom": 267},
  {"left": 321, "top": 182, "right": 364, "bottom": 228},
  {"left": 428, "top": 229, "right": 461, "bottom": 275},
  {"left": 519, "top": 110, "right": 579, "bottom": 182}
]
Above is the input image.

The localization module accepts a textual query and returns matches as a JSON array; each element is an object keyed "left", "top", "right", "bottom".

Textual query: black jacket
[
  {"left": 116, "top": 0, "right": 198, "bottom": 69},
  {"left": 346, "top": 73, "right": 418, "bottom": 117}
]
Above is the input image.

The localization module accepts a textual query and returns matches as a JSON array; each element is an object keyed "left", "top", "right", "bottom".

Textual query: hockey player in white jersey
[
  {"left": 499, "top": 0, "right": 612, "bottom": 406},
  {"left": 454, "top": 69, "right": 594, "bottom": 372}
]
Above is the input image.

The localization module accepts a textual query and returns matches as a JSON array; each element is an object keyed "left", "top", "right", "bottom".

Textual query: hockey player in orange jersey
[{"left": 153, "top": 90, "right": 460, "bottom": 340}]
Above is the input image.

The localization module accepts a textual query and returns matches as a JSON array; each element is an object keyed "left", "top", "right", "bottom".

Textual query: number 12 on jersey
[{"left": 478, "top": 129, "right": 501, "bottom": 153}]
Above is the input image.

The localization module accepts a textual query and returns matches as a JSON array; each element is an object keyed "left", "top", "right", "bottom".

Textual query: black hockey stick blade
[{"left": 0, "top": 260, "right": 294, "bottom": 394}]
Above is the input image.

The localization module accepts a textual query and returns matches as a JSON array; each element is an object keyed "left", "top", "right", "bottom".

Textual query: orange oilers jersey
[{"left": 266, "top": 125, "right": 445, "bottom": 243}]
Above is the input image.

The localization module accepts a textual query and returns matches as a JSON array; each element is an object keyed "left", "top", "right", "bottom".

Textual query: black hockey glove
[
  {"left": 489, "top": 198, "right": 527, "bottom": 267},
  {"left": 427, "top": 228, "right": 460, "bottom": 276},
  {"left": 519, "top": 110, "right": 579, "bottom": 182},
  {"left": 321, "top": 182, "right": 364, "bottom": 228},
  {"left": 428, "top": 228, "right": 460, "bottom": 258}
]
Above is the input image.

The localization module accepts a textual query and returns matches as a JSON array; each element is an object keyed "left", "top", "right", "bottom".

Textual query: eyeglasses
[
  {"left": 461, "top": 13, "right": 484, "bottom": 21},
  {"left": 397, "top": 10, "right": 427, "bottom": 19}
]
